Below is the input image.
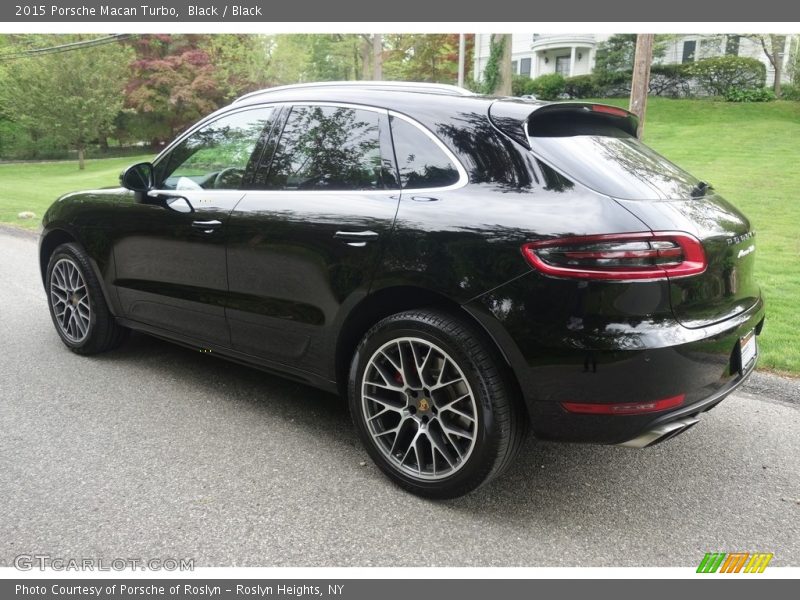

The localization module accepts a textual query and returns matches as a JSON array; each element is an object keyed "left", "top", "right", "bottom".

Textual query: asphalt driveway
[{"left": 1, "top": 227, "right": 798, "bottom": 567}]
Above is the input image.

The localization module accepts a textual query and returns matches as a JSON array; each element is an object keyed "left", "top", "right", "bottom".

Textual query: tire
[
  {"left": 45, "top": 242, "right": 129, "bottom": 355},
  {"left": 348, "top": 309, "right": 527, "bottom": 499}
]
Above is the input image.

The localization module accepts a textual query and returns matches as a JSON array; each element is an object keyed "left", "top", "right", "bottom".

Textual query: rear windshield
[{"left": 530, "top": 116, "right": 699, "bottom": 200}]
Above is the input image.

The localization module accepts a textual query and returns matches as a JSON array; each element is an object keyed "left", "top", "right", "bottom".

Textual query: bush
[
  {"left": 563, "top": 74, "right": 598, "bottom": 99},
  {"left": 780, "top": 84, "right": 800, "bottom": 100},
  {"left": 529, "top": 73, "right": 566, "bottom": 100},
  {"left": 648, "top": 64, "right": 693, "bottom": 97},
  {"left": 512, "top": 75, "right": 537, "bottom": 97},
  {"left": 687, "top": 56, "right": 766, "bottom": 97},
  {"left": 724, "top": 87, "right": 776, "bottom": 102},
  {"left": 594, "top": 70, "right": 631, "bottom": 97}
]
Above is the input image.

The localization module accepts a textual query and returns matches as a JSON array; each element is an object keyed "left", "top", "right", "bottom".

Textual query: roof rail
[{"left": 233, "top": 81, "right": 475, "bottom": 104}]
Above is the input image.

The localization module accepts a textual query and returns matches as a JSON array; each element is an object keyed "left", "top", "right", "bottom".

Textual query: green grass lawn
[
  {"left": 0, "top": 99, "right": 798, "bottom": 374},
  {"left": 0, "top": 154, "right": 153, "bottom": 230},
  {"left": 629, "top": 98, "right": 800, "bottom": 375}
]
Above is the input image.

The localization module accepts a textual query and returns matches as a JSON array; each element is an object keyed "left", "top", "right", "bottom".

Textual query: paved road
[{"left": 1, "top": 228, "right": 798, "bottom": 567}]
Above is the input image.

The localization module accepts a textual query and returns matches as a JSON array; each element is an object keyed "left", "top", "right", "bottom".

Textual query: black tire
[
  {"left": 348, "top": 309, "right": 527, "bottom": 499},
  {"left": 45, "top": 242, "right": 129, "bottom": 355}
]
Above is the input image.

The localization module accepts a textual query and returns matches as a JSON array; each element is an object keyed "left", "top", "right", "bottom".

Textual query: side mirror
[{"left": 120, "top": 162, "right": 154, "bottom": 192}]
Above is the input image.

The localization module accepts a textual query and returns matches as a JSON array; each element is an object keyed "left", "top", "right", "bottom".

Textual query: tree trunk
[
  {"left": 360, "top": 37, "right": 371, "bottom": 80},
  {"left": 629, "top": 34, "right": 654, "bottom": 139},
  {"left": 493, "top": 34, "right": 513, "bottom": 96},
  {"left": 772, "top": 34, "right": 785, "bottom": 97},
  {"left": 77, "top": 146, "right": 86, "bottom": 170},
  {"left": 372, "top": 34, "right": 383, "bottom": 80}
]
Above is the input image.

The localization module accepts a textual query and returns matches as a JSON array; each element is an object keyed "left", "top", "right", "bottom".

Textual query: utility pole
[
  {"left": 629, "top": 33, "right": 654, "bottom": 139},
  {"left": 458, "top": 33, "right": 466, "bottom": 88}
]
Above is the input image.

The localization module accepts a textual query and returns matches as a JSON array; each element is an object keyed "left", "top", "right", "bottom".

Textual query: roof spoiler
[{"left": 489, "top": 100, "right": 639, "bottom": 149}]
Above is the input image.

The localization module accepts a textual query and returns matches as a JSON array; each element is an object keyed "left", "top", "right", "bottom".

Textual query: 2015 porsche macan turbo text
[{"left": 40, "top": 82, "right": 764, "bottom": 498}]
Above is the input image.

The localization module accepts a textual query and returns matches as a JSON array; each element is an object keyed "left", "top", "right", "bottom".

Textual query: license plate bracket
[{"left": 739, "top": 330, "right": 757, "bottom": 372}]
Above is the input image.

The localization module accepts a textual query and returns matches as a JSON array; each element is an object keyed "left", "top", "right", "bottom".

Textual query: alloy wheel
[
  {"left": 361, "top": 336, "right": 478, "bottom": 480},
  {"left": 50, "top": 258, "right": 91, "bottom": 343}
]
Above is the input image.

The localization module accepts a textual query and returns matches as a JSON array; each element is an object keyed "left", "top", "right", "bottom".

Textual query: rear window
[{"left": 530, "top": 113, "right": 699, "bottom": 200}]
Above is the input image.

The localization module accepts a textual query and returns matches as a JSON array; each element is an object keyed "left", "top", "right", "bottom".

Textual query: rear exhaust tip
[{"left": 618, "top": 416, "right": 700, "bottom": 449}]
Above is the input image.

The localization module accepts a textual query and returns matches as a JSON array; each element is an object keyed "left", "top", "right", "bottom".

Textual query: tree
[
  {"left": 201, "top": 34, "right": 272, "bottom": 101},
  {"left": 476, "top": 34, "right": 511, "bottom": 94},
  {"left": 383, "top": 34, "right": 468, "bottom": 83},
  {"left": 124, "top": 35, "right": 222, "bottom": 146},
  {"left": 594, "top": 34, "right": 668, "bottom": 83},
  {"left": 744, "top": 34, "right": 788, "bottom": 97},
  {"left": 0, "top": 35, "right": 130, "bottom": 168}
]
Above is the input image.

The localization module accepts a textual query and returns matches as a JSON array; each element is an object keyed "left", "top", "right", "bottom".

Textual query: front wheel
[
  {"left": 45, "top": 242, "right": 128, "bottom": 355},
  {"left": 348, "top": 310, "right": 527, "bottom": 498}
]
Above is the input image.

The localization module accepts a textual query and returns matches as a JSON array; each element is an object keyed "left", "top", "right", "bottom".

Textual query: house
[{"left": 473, "top": 33, "right": 796, "bottom": 86}]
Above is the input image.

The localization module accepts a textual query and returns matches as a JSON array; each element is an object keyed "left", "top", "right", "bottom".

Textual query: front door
[
  {"left": 225, "top": 104, "right": 400, "bottom": 376},
  {"left": 112, "top": 106, "right": 276, "bottom": 347}
]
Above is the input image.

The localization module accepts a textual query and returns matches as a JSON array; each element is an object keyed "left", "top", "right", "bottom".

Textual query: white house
[{"left": 473, "top": 33, "right": 796, "bottom": 86}]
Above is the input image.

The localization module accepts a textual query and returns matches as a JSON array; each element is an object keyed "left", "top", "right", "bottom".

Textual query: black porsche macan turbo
[{"left": 40, "top": 82, "right": 764, "bottom": 498}]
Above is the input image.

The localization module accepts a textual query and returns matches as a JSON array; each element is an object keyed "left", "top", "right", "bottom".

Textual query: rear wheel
[
  {"left": 46, "top": 243, "right": 128, "bottom": 355},
  {"left": 349, "top": 309, "right": 526, "bottom": 498}
]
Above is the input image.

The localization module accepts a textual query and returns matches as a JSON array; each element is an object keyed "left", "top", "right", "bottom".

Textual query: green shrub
[
  {"left": 512, "top": 75, "right": 537, "bottom": 97},
  {"left": 594, "top": 70, "right": 631, "bottom": 97},
  {"left": 563, "top": 74, "right": 598, "bottom": 99},
  {"left": 648, "top": 64, "right": 693, "bottom": 97},
  {"left": 529, "top": 73, "right": 566, "bottom": 100},
  {"left": 724, "top": 87, "right": 776, "bottom": 102},
  {"left": 780, "top": 84, "right": 800, "bottom": 100},
  {"left": 687, "top": 56, "right": 766, "bottom": 96}
]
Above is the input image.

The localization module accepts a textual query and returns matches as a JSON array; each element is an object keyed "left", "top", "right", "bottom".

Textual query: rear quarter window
[{"left": 389, "top": 116, "right": 461, "bottom": 189}]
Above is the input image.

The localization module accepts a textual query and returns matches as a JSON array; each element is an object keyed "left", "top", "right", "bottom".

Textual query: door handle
[
  {"left": 192, "top": 219, "right": 222, "bottom": 233},
  {"left": 334, "top": 230, "right": 379, "bottom": 247}
]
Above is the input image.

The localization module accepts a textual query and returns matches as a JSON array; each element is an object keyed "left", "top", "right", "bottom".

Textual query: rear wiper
[{"left": 691, "top": 180, "right": 713, "bottom": 198}]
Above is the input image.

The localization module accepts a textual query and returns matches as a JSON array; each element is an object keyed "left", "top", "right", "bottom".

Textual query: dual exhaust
[{"left": 619, "top": 416, "right": 700, "bottom": 449}]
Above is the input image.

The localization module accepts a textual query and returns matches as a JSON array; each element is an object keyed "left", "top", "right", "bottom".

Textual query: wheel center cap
[
  {"left": 71, "top": 293, "right": 80, "bottom": 306},
  {"left": 417, "top": 398, "right": 430, "bottom": 412}
]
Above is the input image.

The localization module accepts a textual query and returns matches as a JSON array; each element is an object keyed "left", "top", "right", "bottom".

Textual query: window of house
[
  {"left": 389, "top": 116, "right": 460, "bottom": 189},
  {"left": 263, "top": 105, "right": 384, "bottom": 191},
  {"left": 511, "top": 60, "right": 518, "bottom": 74},
  {"left": 555, "top": 55, "right": 570, "bottom": 77},
  {"left": 158, "top": 107, "right": 274, "bottom": 190},
  {"left": 520, "top": 57, "right": 532, "bottom": 77},
  {"left": 726, "top": 35, "right": 740, "bottom": 56},
  {"left": 682, "top": 40, "right": 697, "bottom": 63}
]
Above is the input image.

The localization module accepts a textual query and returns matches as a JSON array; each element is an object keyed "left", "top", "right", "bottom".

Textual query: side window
[
  {"left": 263, "top": 105, "right": 383, "bottom": 191},
  {"left": 157, "top": 107, "right": 274, "bottom": 191},
  {"left": 389, "top": 116, "right": 461, "bottom": 189}
]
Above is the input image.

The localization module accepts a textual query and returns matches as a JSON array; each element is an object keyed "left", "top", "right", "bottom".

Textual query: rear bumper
[{"left": 463, "top": 273, "right": 765, "bottom": 445}]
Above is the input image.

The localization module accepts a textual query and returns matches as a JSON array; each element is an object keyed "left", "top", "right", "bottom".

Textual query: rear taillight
[{"left": 521, "top": 232, "right": 706, "bottom": 280}]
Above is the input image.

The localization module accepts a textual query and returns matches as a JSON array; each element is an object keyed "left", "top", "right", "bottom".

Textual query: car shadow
[{"left": 91, "top": 331, "right": 772, "bottom": 527}]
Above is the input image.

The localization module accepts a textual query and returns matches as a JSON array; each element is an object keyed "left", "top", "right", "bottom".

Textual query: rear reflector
[
  {"left": 521, "top": 231, "right": 706, "bottom": 280},
  {"left": 562, "top": 394, "right": 686, "bottom": 415}
]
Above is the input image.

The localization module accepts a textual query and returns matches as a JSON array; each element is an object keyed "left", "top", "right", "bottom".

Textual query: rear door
[{"left": 224, "top": 103, "right": 400, "bottom": 374}]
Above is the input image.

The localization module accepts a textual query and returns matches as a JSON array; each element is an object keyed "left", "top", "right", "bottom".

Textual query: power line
[{"left": 0, "top": 34, "right": 135, "bottom": 62}]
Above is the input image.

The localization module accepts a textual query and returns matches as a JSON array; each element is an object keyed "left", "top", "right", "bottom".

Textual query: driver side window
[{"left": 157, "top": 107, "right": 274, "bottom": 191}]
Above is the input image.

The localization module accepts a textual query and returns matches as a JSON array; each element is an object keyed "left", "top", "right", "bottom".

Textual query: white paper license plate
[{"left": 740, "top": 330, "right": 757, "bottom": 370}]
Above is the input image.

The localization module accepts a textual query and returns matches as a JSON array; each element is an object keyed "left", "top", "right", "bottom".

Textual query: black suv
[{"left": 40, "top": 82, "right": 764, "bottom": 498}]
